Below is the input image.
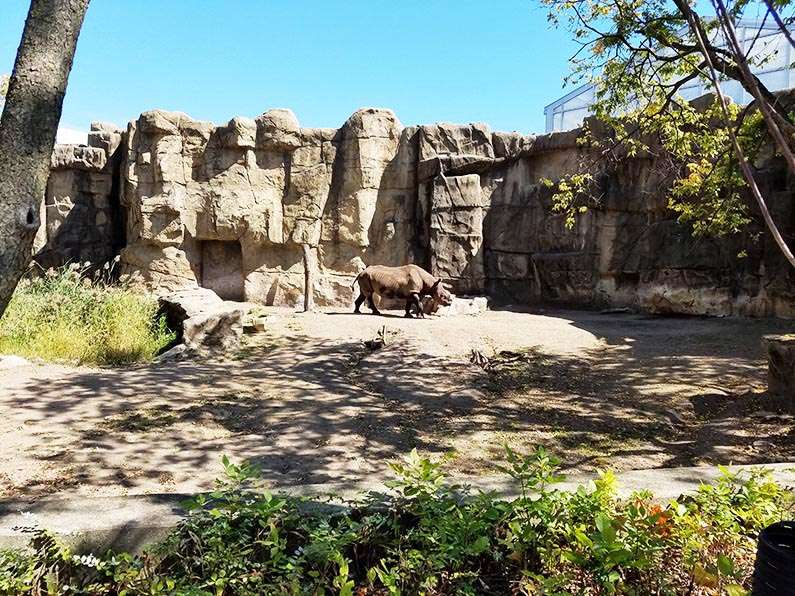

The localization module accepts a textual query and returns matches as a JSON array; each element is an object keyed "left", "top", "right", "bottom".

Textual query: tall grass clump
[{"left": 0, "top": 262, "right": 174, "bottom": 365}]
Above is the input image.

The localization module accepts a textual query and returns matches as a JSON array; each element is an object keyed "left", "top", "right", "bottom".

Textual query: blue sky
[{"left": 1, "top": 1, "right": 578, "bottom": 134}]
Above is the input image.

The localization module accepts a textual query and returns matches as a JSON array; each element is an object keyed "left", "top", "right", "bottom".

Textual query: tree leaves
[{"left": 537, "top": 0, "right": 787, "bottom": 240}]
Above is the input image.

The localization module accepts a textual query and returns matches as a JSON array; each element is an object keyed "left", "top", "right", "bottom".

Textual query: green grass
[{"left": 0, "top": 264, "right": 175, "bottom": 365}]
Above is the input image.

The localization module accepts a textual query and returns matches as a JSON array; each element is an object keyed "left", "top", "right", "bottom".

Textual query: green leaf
[
  {"left": 562, "top": 550, "right": 586, "bottom": 565},
  {"left": 725, "top": 584, "right": 748, "bottom": 596},
  {"left": 471, "top": 535, "right": 490, "bottom": 554},
  {"left": 595, "top": 513, "right": 610, "bottom": 533},
  {"left": 717, "top": 553, "right": 735, "bottom": 577},
  {"left": 574, "top": 529, "right": 594, "bottom": 548},
  {"left": 595, "top": 513, "right": 616, "bottom": 543},
  {"left": 179, "top": 497, "right": 201, "bottom": 511},
  {"left": 608, "top": 548, "right": 633, "bottom": 565}
]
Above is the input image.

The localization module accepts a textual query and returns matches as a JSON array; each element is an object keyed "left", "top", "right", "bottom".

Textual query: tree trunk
[
  {"left": 302, "top": 243, "right": 316, "bottom": 312},
  {"left": 0, "top": 0, "right": 90, "bottom": 316}
]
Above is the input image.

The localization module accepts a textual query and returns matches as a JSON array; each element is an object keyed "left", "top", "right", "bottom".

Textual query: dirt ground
[{"left": 1, "top": 307, "right": 793, "bottom": 500}]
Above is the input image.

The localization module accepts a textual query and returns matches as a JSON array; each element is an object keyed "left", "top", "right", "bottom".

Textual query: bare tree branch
[
  {"left": 687, "top": 0, "right": 795, "bottom": 268},
  {"left": 763, "top": 0, "right": 795, "bottom": 49}
]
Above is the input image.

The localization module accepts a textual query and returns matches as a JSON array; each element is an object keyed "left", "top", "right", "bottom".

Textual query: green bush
[
  {"left": 0, "top": 448, "right": 790, "bottom": 595},
  {"left": 0, "top": 263, "right": 174, "bottom": 365}
]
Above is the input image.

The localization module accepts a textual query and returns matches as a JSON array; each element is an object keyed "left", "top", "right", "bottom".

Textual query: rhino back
[{"left": 365, "top": 265, "right": 422, "bottom": 297}]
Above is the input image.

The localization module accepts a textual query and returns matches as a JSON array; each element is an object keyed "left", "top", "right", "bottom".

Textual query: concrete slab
[
  {"left": 2, "top": 462, "right": 793, "bottom": 554},
  {"left": 0, "top": 493, "right": 188, "bottom": 553}
]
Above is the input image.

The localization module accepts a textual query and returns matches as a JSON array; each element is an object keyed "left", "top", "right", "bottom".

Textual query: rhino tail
[{"left": 350, "top": 272, "right": 362, "bottom": 289}]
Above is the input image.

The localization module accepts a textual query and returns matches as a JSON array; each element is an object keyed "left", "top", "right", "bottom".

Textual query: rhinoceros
[{"left": 351, "top": 264, "right": 453, "bottom": 318}]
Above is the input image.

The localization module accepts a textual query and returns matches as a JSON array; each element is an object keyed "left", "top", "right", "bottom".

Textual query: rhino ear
[{"left": 432, "top": 279, "right": 441, "bottom": 290}]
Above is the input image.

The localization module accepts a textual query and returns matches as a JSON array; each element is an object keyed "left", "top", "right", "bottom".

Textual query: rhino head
[{"left": 426, "top": 279, "right": 453, "bottom": 313}]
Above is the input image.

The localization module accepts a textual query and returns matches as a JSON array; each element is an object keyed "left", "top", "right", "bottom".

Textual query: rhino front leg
[
  {"left": 404, "top": 297, "right": 414, "bottom": 318},
  {"left": 411, "top": 293, "right": 425, "bottom": 318},
  {"left": 368, "top": 294, "right": 382, "bottom": 315}
]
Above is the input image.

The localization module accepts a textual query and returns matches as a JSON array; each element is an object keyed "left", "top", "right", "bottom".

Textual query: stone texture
[
  {"left": 158, "top": 287, "right": 223, "bottom": 323},
  {"left": 43, "top": 101, "right": 795, "bottom": 318},
  {"left": 255, "top": 108, "right": 301, "bottom": 151},
  {"left": 158, "top": 288, "right": 245, "bottom": 351},
  {"left": 182, "top": 305, "right": 244, "bottom": 351},
  {"left": 50, "top": 145, "right": 106, "bottom": 171},
  {"left": 763, "top": 334, "right": 795, "bottom": 399},
  {"left": 425, "top": 296, "right": 488, "bottom": 317},
  {"left": 117, "top": 106, "right": 424, "bottom": 309},
  {"left": 36, "top": 124, "right": 124, "bottom": 269},
  {"left": 427, "top": 174, "right": 484, "bottom": 294}
]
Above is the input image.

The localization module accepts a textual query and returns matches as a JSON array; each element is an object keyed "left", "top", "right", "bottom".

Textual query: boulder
[
  {"left": 87, "top": 121, "right": 124, "bottom": 159},
  {"left": 120, "top": 245, "right": 195, "bottom": 291},
  {"left": 255, "top": 108, "right": 301, "bottom": 151},
  {"left": 220, "top": 116, "right": 256, "bottom": 148},
  {"left": 423, "top": 296, "right": 488, "bottom": 316},
  {"left": 335, "top": 108, "right": 404, "bottom": 248},
  {"left": 38, "top": 142, "right": 119, "bottom": 269},
  {"left": 50, "top": 145, "right": 106, "bottom": 172},
  {"left": 428, "top": 174, "right": 485, "bottom": 293},
  {"left": 763, "top": 334, "right": 795, "bottom": 402},
  {"left": 418, "top": 122, "right": 494, "bottom": 161},
  {"left": 182, "top": 305, "right": 245, "bottom": 351},
  {"left": 159, "top": 288, "right": 222, "bottom": 323},
  {"left": 138, "top": 109, "right": 186, "bottom": 135},
  {"left": 492, "top": 131, "right": 531, "bottom": 158},
  {"left": 158, "top": 288, "right": 246, "bottom": 352},
  {"left": 242, "top": 305, "right": 269, "bottom": 333}
]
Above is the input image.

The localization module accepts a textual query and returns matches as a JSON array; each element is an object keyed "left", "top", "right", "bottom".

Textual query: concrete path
[{"left": 2, "top": 462, "right": 793, "bottom": 554}]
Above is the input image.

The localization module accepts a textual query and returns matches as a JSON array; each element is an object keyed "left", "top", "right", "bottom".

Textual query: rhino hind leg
[{"left": 354, "top": 293, "right": 365, "bottom": 314}]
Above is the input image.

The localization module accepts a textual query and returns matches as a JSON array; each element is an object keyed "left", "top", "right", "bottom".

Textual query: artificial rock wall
[
  {"left": 44, "top": 106, "right": 795, "bottom": 317},
  {"left": 35, "top": 123, "right": 124, "bottom": 269}
]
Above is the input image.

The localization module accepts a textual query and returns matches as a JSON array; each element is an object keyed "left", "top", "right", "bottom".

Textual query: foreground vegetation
[
  {"left": 0, "top": 447, "right": 789, "bottom": 595},
  {"left": 0, "top": 264, "right": 174, "bottom": 365}
]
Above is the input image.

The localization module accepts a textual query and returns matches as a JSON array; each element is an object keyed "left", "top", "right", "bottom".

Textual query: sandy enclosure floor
[{"left": 0, "top": 307, "right": 793, "bottom": 500}]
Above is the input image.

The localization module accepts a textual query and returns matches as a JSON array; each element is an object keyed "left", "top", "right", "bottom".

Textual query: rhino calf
[{"left": 352, "top": 264, "right": 452, "bottom": 318}]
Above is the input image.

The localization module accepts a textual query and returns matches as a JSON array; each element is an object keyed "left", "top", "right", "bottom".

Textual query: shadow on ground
[{"left": 1, "top": 308, "right": 792, "bottom": 499}]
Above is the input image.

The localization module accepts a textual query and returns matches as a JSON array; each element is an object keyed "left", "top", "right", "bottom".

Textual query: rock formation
[
  {"left": 41, "top": 104, "right": 795, "bottom": 317},
  {"left": 34, "top": 122, "right": 123, "bottom": 268},
  {"left": 763, "top": 334, "right": 795, "bottom": 402},
  {"left": 158, "top": 287, "right": 246, "bottom": 354}
]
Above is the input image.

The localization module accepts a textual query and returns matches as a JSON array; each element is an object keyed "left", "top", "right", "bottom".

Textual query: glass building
[{"left": 544, "top": 19, "right": 795, "bottom": 133}]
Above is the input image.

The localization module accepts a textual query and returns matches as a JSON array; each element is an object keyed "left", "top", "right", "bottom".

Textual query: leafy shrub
[
  {"left": 0, "top": 263, "right": 174, "bottom": 365},
  {"left": 0, "top": 448, "right": 790, "bottom": 595}
]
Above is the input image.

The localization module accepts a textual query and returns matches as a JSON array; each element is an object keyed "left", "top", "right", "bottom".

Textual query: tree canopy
[{"left": 540, "top": 0, "right": 795, "bottom": 264}]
